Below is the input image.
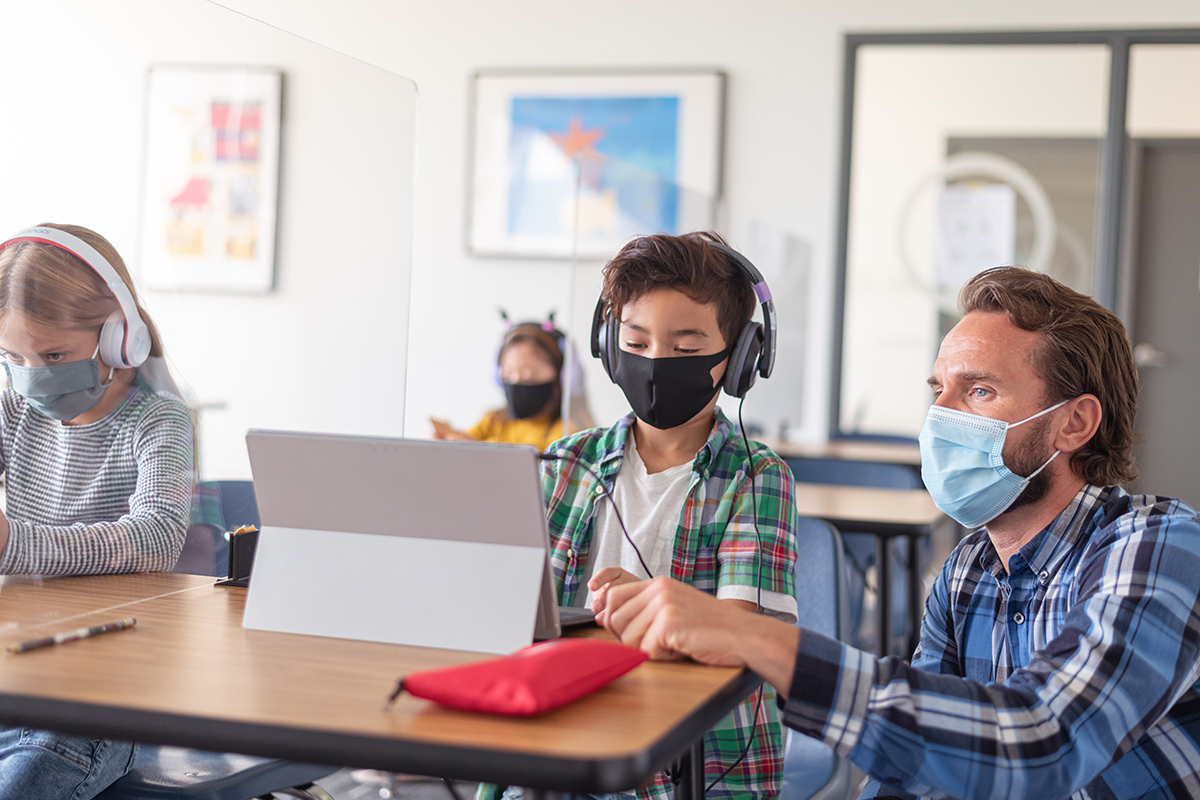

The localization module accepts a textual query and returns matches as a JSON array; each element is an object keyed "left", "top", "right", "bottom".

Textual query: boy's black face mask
[
  {"left": 503, "top": 381, "right": 556, "bottom": 420},
  {"left": 612, "top": 348, "right": 729, "bottom": 430}
]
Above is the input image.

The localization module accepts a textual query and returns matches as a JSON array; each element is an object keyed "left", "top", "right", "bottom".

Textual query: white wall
[
  {"left": 0, "top": 0, "right": 418, "bottom": 478},
  {"left": 212, "top": 0, "right": 1200, "bottom": 446},
  {"left": 13, "top": 1, "right": 1200, "bottom": 462}
]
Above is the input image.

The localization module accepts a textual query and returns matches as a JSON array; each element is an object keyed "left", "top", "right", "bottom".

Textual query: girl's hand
[
  {"left": 429, "top": 418, "right": 473, "bottom": 441},
  {"left": 588, "top": 567, "right": 642, "bottom": 614},
  {"left": 0, "top": 506, "right": 9, "bottom": 555}
]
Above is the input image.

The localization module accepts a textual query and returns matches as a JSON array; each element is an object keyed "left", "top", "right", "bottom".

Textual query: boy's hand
[
  {"left": 599, "top": 576, "right": 801, "bottom": 694},
  {"left": 598, "top": 576, "right": 748, "bottom": 664},
  {"left": 587, "top": 567, "right": 642, "bottom": 613}
]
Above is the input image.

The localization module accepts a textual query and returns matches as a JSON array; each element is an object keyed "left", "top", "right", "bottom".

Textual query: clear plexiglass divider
[{"left": 0, "top": 0, "right": 416, "bottom": 595}]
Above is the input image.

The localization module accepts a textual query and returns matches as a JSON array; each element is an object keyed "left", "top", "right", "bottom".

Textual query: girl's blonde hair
[{"left": 0, "top": 223, "right": 164, "bottom": 358}]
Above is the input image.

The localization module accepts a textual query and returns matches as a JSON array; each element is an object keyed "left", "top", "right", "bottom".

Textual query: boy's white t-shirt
[{"left": 583, "top": 432, "right": 798, "bottom": 622}]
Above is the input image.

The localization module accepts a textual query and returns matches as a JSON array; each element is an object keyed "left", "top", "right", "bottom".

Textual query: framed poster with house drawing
[
  {"left": 467, "top": 69, "right": 725, "bottom": 260},
  {"left": 140, "top": 65, "right": 282, "bottom": 292}
]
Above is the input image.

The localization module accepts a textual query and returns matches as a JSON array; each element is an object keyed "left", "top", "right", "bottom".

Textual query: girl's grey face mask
[{"left": 3, "top": 350, "right": 111, "bottom": 421}]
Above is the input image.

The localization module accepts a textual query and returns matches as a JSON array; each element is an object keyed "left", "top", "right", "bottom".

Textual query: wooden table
[
  {"left": 791, "top": 483, "right": 945, "bottom": 657},
  {"left": 0, "top": 574, "right": 759, "bottom": 798}
]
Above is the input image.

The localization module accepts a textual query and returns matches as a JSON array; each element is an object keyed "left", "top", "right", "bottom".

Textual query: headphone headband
[
  {"left": 0, "top": 226, "right": 151, "bottom": 368},
  {"left": 708, "top": 241, "right": 777, "bottom": 380}
]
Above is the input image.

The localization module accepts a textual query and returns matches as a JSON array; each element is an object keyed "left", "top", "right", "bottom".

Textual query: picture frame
[
  {"left": 139, "top": 65, "right": 282, "bottom": 293},
  {"left": 467, "top": 69, "right": 726, "bottom": 260}
]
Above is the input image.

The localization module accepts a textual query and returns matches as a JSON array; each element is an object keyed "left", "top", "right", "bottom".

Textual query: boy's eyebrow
[{"left": 622, "top": 322, "right": 710, "bottom": 337}]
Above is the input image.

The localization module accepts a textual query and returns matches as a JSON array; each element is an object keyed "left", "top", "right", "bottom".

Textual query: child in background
[
  {"left": 433, "top": 318, "right": 594, "bottom": 452},
  {"left": 0, "top": 223, "right": 194, "bottom": 799}
]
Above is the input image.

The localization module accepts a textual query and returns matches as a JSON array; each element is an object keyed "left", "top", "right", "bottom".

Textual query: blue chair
[
  {"left": 173, "top": 481, "right": 261, "bottom": 578},
  {"left": 785, "top": 458, "right": 927, "bottom": 657},
  {"left": 780, "top": 516, "right": 853, "bottom": 800}
]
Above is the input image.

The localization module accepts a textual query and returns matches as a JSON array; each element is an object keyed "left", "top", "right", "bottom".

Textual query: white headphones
[{"left": 0, "top": 226, "right": 151, "bottom": 368}]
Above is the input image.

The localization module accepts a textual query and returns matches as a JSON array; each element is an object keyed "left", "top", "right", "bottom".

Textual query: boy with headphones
[{"left": 490, "top": 232, "right": 799, "bottom": 800}]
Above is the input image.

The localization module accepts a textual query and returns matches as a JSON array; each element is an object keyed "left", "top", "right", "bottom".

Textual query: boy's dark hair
[
  {"left": 959, "top": 266, "right": 1138, "bottom": 487},
  {"left": 600, "top": 231, "right": 755, "bottom": 349}
]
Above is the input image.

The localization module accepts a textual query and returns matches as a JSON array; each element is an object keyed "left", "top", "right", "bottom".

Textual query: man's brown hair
[
  {"left": 959, "top": 267, "right": 1138, "bottom": 486},
  {"left": 600, "top": 231, "right": 755, "bottom": 350}
]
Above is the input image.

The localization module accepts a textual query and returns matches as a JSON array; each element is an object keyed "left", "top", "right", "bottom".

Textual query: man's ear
[{"left": 1054, "top": 394, "right": 1102, "bottom": 455}]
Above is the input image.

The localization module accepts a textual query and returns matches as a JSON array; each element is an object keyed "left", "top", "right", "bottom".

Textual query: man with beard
[{"left": 598, "top": 266, "right": 1200, "bottom": 800}]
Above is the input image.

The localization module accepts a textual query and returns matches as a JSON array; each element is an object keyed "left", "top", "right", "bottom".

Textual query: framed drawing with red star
[
  {"left": 466, "top": 69, "right": 725, "bottom": 259},
  {"left": 139, "top": 65, "right": 283, "bottom": 292}
]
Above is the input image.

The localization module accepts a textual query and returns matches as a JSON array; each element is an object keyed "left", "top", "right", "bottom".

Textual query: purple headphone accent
[{"left": 753, "top": 281, "right": 772, "bottom": 303}]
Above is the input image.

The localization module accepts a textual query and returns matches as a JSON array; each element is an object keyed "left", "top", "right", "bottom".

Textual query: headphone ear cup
[
  {"left": 723, "top": 322, "right": 764, "bottom": 398},
  {"left": 590, "top": 298, "right": 614, "bottom": 381},
  {"left": 604, "top": 314, "right": 620, "bottom": 381},
  {"left": 98, "top": 311, "right": 128, "bottom": 369}
]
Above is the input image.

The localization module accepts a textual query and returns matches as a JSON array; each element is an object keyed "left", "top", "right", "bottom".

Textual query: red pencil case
[{"left": 399, "top": 638, "right": 648, "bottom": 716}]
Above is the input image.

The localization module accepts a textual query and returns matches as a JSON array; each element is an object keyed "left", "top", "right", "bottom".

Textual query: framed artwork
[
  {"left": 139, "top": 65, "right": 282, "bottom": 292},
  {"left": 467, "top": 70, "right": 726, "bottom": 259}
]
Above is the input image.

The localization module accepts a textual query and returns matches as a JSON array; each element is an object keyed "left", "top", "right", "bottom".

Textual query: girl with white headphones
[{"left": 0, "top": 223, "right": 194, "bottom": 799}]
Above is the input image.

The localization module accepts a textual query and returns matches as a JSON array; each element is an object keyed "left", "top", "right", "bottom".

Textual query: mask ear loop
[
  {"left": 91, "top": 342, "right": 116, "bottom": 386},
  {"left": 1025, "top": 448, "right": 1061, "bottom": 479},
  {"left": 1008, "top": 398, "right": 1070, "bottom": 429},
  {"left": 1008, "top": 399, "right": 1068, "bottom": 478}
]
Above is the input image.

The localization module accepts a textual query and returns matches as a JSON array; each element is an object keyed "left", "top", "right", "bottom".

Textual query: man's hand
[
  {"left": 587, "top": 566, "right": 642, "bottom": 613},
  {"left": 599, "top": 576, "right": 801, "bottom": 693}
]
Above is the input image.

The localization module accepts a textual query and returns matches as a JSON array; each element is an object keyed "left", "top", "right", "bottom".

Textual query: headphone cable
[
  {"left": 702, "top": 394, "right": 766, "bottom": 795},
  {"left": 543, "top": 396, "right": 767, "bottom": 797},
  {"left": 537, "top": 452, "right": 652, "bottom": 579}
]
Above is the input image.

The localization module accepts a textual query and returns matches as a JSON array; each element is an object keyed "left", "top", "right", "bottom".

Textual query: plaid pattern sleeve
[
  {"left": 532, "top": 410, "right": 795, "bottom": 799},
  {"left": 782, "top": 484, "right": 1200, "bottom": 800}
]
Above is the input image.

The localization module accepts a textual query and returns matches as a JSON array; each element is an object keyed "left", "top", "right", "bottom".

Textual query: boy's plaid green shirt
[{"left": 542, "top": 409, "right": 799, "bottom": 799}]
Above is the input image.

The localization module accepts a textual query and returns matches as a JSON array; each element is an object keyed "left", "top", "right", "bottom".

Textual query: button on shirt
[{"left": 781, "top": 484, "right": 1200, "bottom": 800}]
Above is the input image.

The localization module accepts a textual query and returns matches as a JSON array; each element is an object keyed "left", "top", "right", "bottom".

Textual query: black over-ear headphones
[{"left": 589, "top": 240, "right": 777, "bottom": 399}]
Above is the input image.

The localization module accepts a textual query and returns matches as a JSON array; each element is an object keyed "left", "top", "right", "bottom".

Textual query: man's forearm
[{"left": 738, "top": 612, "right": 801, "bottom": 694}]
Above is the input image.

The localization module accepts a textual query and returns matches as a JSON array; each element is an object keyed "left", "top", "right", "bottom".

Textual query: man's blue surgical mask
[
  {"left": 4, "top": 344, "right": 114, "bottom": 422},
  {"left": 919, "top": 400, "right": 1067, "bottom": 528}
]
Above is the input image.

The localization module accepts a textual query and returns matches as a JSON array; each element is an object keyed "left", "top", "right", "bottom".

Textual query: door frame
[{"left": 830, "top": 28, "right": 1200, "bottom": 441}]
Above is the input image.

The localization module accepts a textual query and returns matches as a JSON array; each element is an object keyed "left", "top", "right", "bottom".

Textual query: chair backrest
[
  {"left": 173, "top": 480, "right": 260, "bottom": 577},
  {"left": 781, "top": 517, "right": 854, "bottom": 800},
  {"left": 210, "top": 480, "right": 261, "bottom": 530},
  {"left": 785, "top": 457, "right": 921, "bottom": 490},
  {"left": 793, "top": 516, "right": 851, "bottom": 642}
]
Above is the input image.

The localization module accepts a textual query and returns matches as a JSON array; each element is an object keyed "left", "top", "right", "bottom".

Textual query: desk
[
  {"left": 760, "top": 438, "right": 922, "bottom": 466},
  {"left": 0, "top": 574, "right": 759, "bottom": 798},
  {"left": 791, "top": 483, "right": 945, "bottom": 657}
]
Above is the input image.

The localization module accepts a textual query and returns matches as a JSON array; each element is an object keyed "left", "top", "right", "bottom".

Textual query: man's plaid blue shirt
[{"left": 782, "top": 484, "right": 1200, "bottom": 800}]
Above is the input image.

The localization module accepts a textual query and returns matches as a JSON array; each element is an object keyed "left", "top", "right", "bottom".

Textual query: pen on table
[{"left": 6, "top": 618, "right": 137, "bottom": 655}]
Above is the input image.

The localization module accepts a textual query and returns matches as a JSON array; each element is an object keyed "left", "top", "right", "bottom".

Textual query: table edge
[{"left": 0, "top": 669, "right": 764, "bottom": 793}]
